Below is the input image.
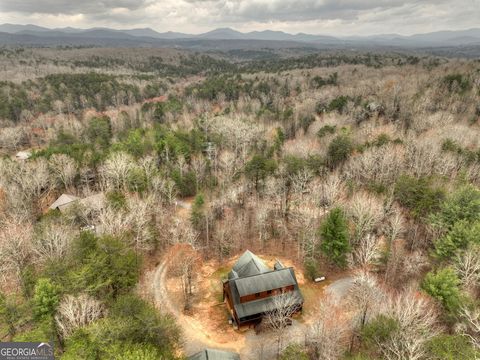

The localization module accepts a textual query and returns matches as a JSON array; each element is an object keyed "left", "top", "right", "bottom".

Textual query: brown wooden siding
[
  {"left": 223, "top": 282, "right": 240, "bottom": 324},
  {"left": 239, "top": 285, "right": 294, "bottom": 303}
]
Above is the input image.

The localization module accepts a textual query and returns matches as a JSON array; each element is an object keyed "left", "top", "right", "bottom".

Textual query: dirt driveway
[
  {"left": 149, "top": 256, "right": 311, "bottom": 359},
  {"left": 325, "top": 276, "right": 355, "bottom": 303},
  {"left": 144, "top": 198, "right": 353, "bottom": 358}
]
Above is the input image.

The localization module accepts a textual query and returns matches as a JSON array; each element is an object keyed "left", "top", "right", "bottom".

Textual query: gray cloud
[
  {"left": 0, "top": 0, "right": 152, "bottom": 15},
  {"left": 0, "top": 0, "right": 479, "bottom": 36}
]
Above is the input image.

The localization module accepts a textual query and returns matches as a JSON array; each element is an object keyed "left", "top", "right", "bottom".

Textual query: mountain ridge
[{"left": 1, "top": 24, "right": 480, "bottom": 49}]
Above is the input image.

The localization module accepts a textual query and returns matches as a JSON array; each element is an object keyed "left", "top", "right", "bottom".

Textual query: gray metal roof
[
  {"left": 233, "top": 290, "right": 303, "bottom": 319},
  {"left": 49, "top": 194, "right": 80, "bottom": 211},
  {"left": 229, "top": 250, "right": 270, "bottom": 278},
  {"left": 188, "top": 349, "right": 240, "bottom": 360},
  {"left": 228, "top": 267, "right": 303, "bottom": 320},
  {"left": 235, "top": 268, "right": 296, "bottom": 297}
]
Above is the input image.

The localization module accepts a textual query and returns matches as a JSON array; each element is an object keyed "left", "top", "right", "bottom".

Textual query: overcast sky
[{"left": 1, "top": 0, "right": 479, "bottom": 36}]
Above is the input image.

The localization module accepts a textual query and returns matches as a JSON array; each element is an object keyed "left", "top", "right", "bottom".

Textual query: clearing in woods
[
  {"left": 146, "top": 246, "right": 352, "bottom": 359},
  {"left": 140, "top": 197, "right": 353, "bottom": 358}
]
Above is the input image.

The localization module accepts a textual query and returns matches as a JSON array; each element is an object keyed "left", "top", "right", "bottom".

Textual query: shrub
[
  {"left": 315, "top": 101, "right": 328, "bottom": 114},
  {"left": 394, "top": 176, "right": 445, "bottom": 219},
  {"left": 327, "top": 95, "right": 349, "bottom": 113},
  {"left": 33, "top": 278, "right": 60, "bottom": 320},
  {"left": 106, "top": 191, "right": 127, "bottom": 210},
  {"left": 442, "top": 74, "right": 471, "bottom": 94},
  {"left": 422, "top": 267, "right": 462, "bottom": 314},
  {"left": 434, "top": 220, "right": 480, "bottom": 259},
  {"left": 304, "top": 258, "right": 320, "bottom": 280},
  {"left": 280, "top": 343, "right": 309, "bottom": 360},
  {"left": 85, "top": 116, "right": 112, "bottom": 148},
  {"left": 430, "top": 185, "right": 480, "bottom": 232},
  {"left": 171, "top": 169, "right": 197, "bottom": 197},
  {"left": 69, "top": 235, "right": 139, "bottom": 299},
  {"left": 426, "top": 334, "right": 480, "bottom": 360},
  {"left": 299, "top": 115, "right": 315, "bottom": 133},
  {"left": 361, "top": 314, "right": 399, "bottom": 347},
  {"left": 327, "top": 134, "right": 353, "bottom": 168},
  {"left": 317, "top": 124, "right": 337, "bottom": 138},
  {"left": 244, "top": 154, "right": 277, "bottom": 191}
]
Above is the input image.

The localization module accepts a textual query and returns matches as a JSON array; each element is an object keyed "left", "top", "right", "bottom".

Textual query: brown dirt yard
[{"left": 142, "top": 247, "right": 352, "bottom": 359}]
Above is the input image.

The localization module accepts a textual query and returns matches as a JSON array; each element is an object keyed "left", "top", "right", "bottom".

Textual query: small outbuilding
[
  {"left": 49, "top": 194, "right": 80, "bottom": 212},
  {"left": 188, "top": 349, "right": 240, "bottom": 360},
  {"left": 223, "top": 250, "right": 303, "bottom": 327}
]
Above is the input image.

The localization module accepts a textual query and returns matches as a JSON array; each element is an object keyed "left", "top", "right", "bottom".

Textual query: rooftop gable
[{"left": 230, "top": 250, "right": 270, "bottom": 278}]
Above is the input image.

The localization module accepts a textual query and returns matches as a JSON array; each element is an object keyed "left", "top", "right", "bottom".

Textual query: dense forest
[{"left": 0, "top": 47, "right": 479, "bottom": 359}]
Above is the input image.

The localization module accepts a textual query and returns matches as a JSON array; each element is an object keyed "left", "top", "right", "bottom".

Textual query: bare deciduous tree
[
  {"left": 348, "top": 192, "right": 384, "bottom": 244},
  {"left": 344, "top": 145, "right": 403, "bottom": 187},
  {"left": 290, "top": 210, "right": 319, "bottom": 260},
  {"left": 376, "top": 289, "right": 440, "bottom": 360},
  {"left": 170, "top": 246, "right": 200, "bottom": 311},
  {"left": 55, "top": 294, "right": 104, "bottom": 338},
  {"left": 350, "top": 234, "right": 381, "bottom": 268},
  {"left": 49, "top": 153, "right": 77, "bottom": 189},
  {"left": 168, "top": 217, "right": 199, "bottom": 247},
  {"left": 307, "top": 298, "right": 349, "bottom": 360},
  {"left": 454, "top": 245, "right": 480, "bottom": 292},
  {"left": 100, "top": 151, "right": 134, "bottom": 190},
  {"left": 385, "top": 208, "right": 405, "bottom": 245},
  {"left": 0, "top": 220, "right": 32, "bottom": 286},
  {"left": 290, "top": 168, "right": 314, "bottom": 195},
  {"left": 0, "top": 126, "right": 27, "bottom": 151},
  {"left": 347, "top": 272, "right": 384, "bottom": 350},
  {"left": 98, "top": 197, "right": 155, "bottom": 252},
  {"left": 32, "top": 222, "right": 77, "bottom": 262},
  {"left": 311, "top": 174, "right": 344, "bottom": 211},
  {"left": 456, "top": 305, "right": 480, "bottom": 350},
  {"left": 265, "top": 292, "right": 302, "bottom": 358},
  {"left": 151, "top": 176, "right": 177, "bottom": 205}
]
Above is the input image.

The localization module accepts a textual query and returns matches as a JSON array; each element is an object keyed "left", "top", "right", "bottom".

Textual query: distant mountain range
[{"left": 1, "top": 23, "right": 480, "bottom": 49}]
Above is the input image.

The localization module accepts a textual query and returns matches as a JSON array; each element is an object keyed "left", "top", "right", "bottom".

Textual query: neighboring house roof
[
  {"left": 188, "top": 349, "right": 240, "bottom": 360},
  {"left": 78, "top": 193, "right": 106, "bottom": 211},
  {"left": 49, "top": 194, "right": 80, "bottom": 211},
  {"left": 49, "top": 193, "right": 105, "bottom": 213},
  {"left": 229, "top": 250, "right": 270, "bottom": 278}
]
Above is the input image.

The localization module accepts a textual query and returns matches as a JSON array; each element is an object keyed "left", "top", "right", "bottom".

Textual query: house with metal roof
[
  {"left": 49, "top": 193, "right": 105, "bottom": 213},
  {"left": 188, "top": 348, "right": 240, "bottom": 360},
  {"left": 49, "top": 194, "right": 80, "bottom": 212},
  {"left": 223, "top": 250, "right": 303, "bottom": 327}
]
